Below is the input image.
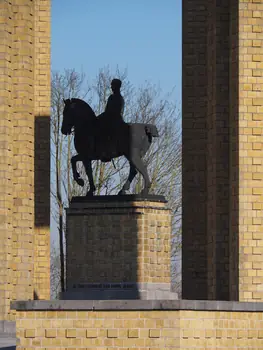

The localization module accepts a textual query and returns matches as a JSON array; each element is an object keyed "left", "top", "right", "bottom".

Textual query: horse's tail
[{"left": 145, "top": 124, "right": 159, "bottom": 143}]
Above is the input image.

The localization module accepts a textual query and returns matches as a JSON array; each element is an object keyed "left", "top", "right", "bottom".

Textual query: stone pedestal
[{"left": 62, "top": 195, "right": 177, "bottom": 300}]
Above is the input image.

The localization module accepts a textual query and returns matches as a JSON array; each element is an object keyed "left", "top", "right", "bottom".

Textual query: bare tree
[
  {"left": 50, "top": 241, "right": 60, "bottom": 300},
  {"left": 50, "top": 66, "right": 181, "bottom": 298},
  {"left": 51, "top": 69, "right": 90, "bottom": 292}
]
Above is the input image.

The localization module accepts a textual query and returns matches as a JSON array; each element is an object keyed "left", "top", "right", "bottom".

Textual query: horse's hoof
[
  {"left": 140, "top": 188, "right": 149, "bottom": 196},
  {"left": 76, "top": 178, "right": 85, "bottom": 187},
  {"left": 86, "top": 189, "right": 95, "bottom": 197},
  {"left": 118, "top": 189, "right": 126, "bottom": 195}
]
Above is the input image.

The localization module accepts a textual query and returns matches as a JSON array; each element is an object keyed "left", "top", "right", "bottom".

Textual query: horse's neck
[{"left": 75, "top": 110, "right": 94, "bottom": 135}]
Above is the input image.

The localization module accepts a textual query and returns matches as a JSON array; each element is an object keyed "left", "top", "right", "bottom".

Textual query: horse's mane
[{"left": 71, "top": 98, "right": 96, "bottom": 119}]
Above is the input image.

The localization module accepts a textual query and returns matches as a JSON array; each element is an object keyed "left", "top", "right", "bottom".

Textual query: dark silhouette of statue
[
  {"left": 61, "top": 79, "right": 159, "bottom": 196},
  {"left": 98, "top": 78, "right": 125, "bottom": 122},
  {"left": 96, "top": 79, "right": 125, "bottom": 157}
]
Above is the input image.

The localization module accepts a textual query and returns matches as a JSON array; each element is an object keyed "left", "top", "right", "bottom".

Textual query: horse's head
[
  {"left": 61, "top": 98, "right": 96, "bottom": 136},
  {"left": 61, "top": 98, "right": 76, "bottom": 135}
]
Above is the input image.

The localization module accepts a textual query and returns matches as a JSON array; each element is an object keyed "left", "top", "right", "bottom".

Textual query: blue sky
[{"left": 52, "top": 0, "right": 182, "bottom": 100}]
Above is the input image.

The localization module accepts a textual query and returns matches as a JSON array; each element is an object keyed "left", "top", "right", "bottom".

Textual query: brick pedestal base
[{"left": 62, "top": 195, "right": 177, "bottom": 300}]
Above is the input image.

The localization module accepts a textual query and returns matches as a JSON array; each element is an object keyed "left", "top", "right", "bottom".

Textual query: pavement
[{"left": 0, "top": 333, "right": 16, "bottom": 350}]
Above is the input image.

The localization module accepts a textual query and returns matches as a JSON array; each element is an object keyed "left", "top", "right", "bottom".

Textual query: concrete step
[{"left": 0, "top": 332, "right": 16, "bottom": 349}]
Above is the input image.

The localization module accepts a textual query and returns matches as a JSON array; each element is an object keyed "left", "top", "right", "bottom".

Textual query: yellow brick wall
[
  {"left": 141, "top": 204, "right": 171, "bottom": 284},
  {"left": 0, "top": 0, "right": 15, "bottom": 321},
  {"left": 11, "top": 0, "right": 35, "bottom": 314},
  {"left": 237, "top": 0, "right": 263, "bottom": 302},
  {"left": 15, "top": 309, "right": 263, "bottom": 349},
  {"left": 0, "top": 0, "right": 50, "bottom": 322}
]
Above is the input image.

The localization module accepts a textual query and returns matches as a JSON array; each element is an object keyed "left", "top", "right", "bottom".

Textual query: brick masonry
[
  {"left": 182, "top": 0, "right": 263, "bottom": 301},
  {"left": 1, "top": 0, "right": 263, "bottom": 344},
  {"left": 182, "top": 0, "right": 209, "bottom": 301},
  {"left": 33, "top": 0, "right": 51, "bottom": 303},
  {"left": 65, "top": 197, "right": 175, "bottom": 299},
  {"left": 11, "top": 300, "right": 263, "bottom": 349},
  {"left": 0, "top": 0, "right": 50, "bottom": 324}
]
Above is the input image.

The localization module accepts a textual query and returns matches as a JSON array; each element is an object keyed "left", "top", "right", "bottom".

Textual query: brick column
[
  {"left": 0, "top": 0, "right": 15, "bottom": 327},
  {"left": 63, "top": 196, "right": 177, "bottom": 300},
  {"left": 11, "top": 0, "right": 35, "bottom": 308},
  {"left": 0, "top": 0, "right": 51, "bottom": 329},
  {"left": 182, "top": 0, "right": 263, "bottom": 302}
]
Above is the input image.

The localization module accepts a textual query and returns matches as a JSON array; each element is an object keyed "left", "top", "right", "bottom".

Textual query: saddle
[{"left": 94, "top": 117, "right": 125, "bottom": 162}]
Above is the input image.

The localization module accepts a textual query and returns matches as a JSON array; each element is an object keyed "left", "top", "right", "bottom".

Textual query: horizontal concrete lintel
[
  {"left": 70, "top": 195, "right": 167, "bottom": 203},
  {"left": 66, "top": 205, "right": 170, "bottom": 213},
  {"left": 66, "top": 195, "right": 169, "bottom": 212},
  {"left": 11, "top": 299, "right": 263, "bottom": 312}
]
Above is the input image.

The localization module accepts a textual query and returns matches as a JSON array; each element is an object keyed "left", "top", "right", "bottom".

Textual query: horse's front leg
[
  {"left": 83, "top": 159, "right": 96, "bottom": 196},
  {"left": 71, "top": 154, "right": 85, "bottom": 187}
]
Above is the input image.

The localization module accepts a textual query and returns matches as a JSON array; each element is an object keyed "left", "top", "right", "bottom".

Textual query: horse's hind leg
[
  {"left": 83, "top": 159, "right": 96, "bottom": 196},
  {"left": 71, "top": 154, "right": 85, "bottom": 187},
  {"left": 130, "top": 153, "right": 151, "bottom": 195},
  {"left": 118, "top": 162, "right": 137, "bottom": 195}
]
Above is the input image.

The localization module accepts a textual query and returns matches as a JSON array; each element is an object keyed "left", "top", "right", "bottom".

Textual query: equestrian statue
[{"left": 61, "top": 78, "right": 159, "bottom": 196}]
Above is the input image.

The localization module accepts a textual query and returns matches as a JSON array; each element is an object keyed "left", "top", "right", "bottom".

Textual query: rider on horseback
[
  {"left": 98, "top": 78, "right": 125, "bottom": 123},
  {"left": 97, "top": 79, "right": 125, "bottom": 160}
]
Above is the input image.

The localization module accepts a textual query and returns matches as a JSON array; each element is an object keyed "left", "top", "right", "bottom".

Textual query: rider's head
[{"left": 111, "top": 79, "right": 122, "bottom": 93}]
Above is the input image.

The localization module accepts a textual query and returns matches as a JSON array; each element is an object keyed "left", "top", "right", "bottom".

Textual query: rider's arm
[
  {"left": 105, "top": 95, "right": 113, "bottom": 114},
  {"left": 121, "top": 96, "right": 124, "bottom": 117}
]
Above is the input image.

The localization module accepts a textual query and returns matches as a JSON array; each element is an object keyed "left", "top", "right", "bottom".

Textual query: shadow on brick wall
[
  {"left": 34, "top": 116, "right": 50, "bottom": 227},
  {"left": 65, "top": 208, "right": 140, "bottom": 299},
  {"left": 182, "top": 2, "right": 240, "bottom": 301},
  {"left": 229, "top": 2, "right": 239, "bottom": 301}
]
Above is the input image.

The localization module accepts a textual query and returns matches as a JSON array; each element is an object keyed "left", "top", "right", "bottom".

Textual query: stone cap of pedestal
[
  {"left": 67, "top": 195, "right": 169, "bottom": 211},
  {"left": 11, "top": 300, "right": 263, "bottom": 312},
  {"left": 0, "top": 320, "right": 16, "bottom": 335}
]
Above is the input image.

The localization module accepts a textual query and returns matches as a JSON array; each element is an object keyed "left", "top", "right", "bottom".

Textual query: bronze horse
[{"left": 61, "top": 98, "right": 159, "bottom": 196}]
